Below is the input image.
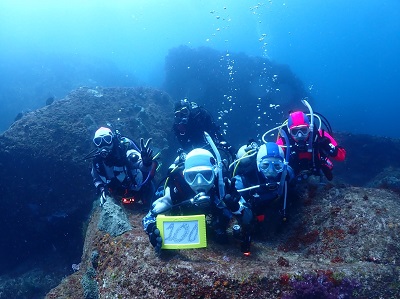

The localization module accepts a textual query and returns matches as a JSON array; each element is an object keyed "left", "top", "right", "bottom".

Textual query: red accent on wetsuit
[
  {"left": 335, "top": 147, "right": 346, "bottom": 161},
  {"left": 256, "top": 215, "right": 265, "bottom": 222},
  {"left": 298, "top": 151, "right": 312, "bottom": 160}
]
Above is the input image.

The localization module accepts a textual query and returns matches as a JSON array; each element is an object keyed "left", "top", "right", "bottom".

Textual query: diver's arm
[
  {"left": 91, "top": 161, "right": 106, "bottom": 190},
  {"left": 319, "top": 131, "right": 346, "bottom": 161},
  {"left": 142, "top": 187, "right": 173, "bottom": 231}
]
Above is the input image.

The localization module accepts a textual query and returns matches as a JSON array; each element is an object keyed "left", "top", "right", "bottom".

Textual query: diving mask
[
  {"left": 184, "top": 166, "right": 215, "bottom": 193},
  {"left": 259, "top": 158, "right": 284, "bottom": 178},
  {"left": 290, "top": 125, "right": 310, "bottom": 141},
  {"left": 93, "top": 134, "right": 113, "bottom": 147}
]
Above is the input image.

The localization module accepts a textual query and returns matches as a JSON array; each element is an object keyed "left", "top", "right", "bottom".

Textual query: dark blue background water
[{"left": 1, "top": 1, "right": 399, "bottom": 138}]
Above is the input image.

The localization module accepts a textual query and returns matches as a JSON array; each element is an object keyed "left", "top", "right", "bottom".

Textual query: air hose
[{"left": 204, "top": 131, "right": 225, "bottom": 201}]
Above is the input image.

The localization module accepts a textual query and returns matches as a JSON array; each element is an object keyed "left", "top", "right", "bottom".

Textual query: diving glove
[
  {"left": 140, "top": 138, "right": 154, "bottom": 167},
  {"left": 98, "top": 186, "right": 109, "bottom": 206},
  {"left": 223, "top": 177, "right": 243, "bottom": 214},
  {"left": 147, "top": 223, "right": 162, "bottom": 253}
]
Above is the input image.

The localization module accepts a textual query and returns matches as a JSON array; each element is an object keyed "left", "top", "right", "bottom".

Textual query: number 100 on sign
[{"left": 156, "top": 214, "right": 207, "bottom": 249}]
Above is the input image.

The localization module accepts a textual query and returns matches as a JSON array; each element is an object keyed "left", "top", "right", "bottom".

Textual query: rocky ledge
[{"left": 46, "top": 182, "right": 400, "bottom": 298}]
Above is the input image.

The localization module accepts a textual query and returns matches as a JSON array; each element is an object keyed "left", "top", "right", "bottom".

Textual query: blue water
[{"left": 0, "top": 0, "right": 399, "bottom": 137}]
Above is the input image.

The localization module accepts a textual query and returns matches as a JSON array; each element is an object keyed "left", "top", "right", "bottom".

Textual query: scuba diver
[
  {"left": 264, "top": 99, "right": 346, "bottom": 182},
  {"left": 173, "top": 99, "right": 235, "bottom": 173},
  {"left": 233, "top": 142, "right": 294, "bottom": 229},
  {"left": 230, "top": 126, "right": 294, "bottom": 238},
  {"left": 87, "top": 127, "right": 156, "bottom": 207},
  {"left": 142, "top": 133, "right": 253, "bottom": 255}
]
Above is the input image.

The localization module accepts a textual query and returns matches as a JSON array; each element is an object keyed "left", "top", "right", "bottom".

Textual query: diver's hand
[
  {"left": 100, "top": 191, "right": 107, "bottom": 206},
  {"left": 318, "top": 136, "right": 338, "bottom": 156},
  {"left": 318, "top": 136, "right": 331, "bottom": 149},
  {"left": 140, "top": 138, "right": 154, "bottom": 167},
  {"left": 223, "top": 177, "right": 241, "bottom": 212},
  {"left": 147, "top": 223, "right": 162, "bottom": 253},
  {"left": 98, "top": 186, "right": 109, "bottom": 206}
]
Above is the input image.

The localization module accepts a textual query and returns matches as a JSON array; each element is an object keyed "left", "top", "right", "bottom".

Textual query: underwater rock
[
  {"left": 46, "top": 96, "right": 55, "bottom": 105},
  {"left": 366, "top": 167, "right": 400, "bottom": 194},
  {"left": 45, "top": 185, "right": 400, "bottom": 298},
  {"left": 0, "top": 86, "right": 175, "bottom": 272},
  {"left": 97, "top": 199, "right": 132, "bottom": 237}
]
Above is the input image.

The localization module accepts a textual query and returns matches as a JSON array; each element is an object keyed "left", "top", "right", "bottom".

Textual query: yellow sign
[{"left": 156, "top": 214, "right": 207, "bottom": 249}]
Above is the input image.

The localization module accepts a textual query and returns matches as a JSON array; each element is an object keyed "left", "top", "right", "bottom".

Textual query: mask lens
[
  {"left": 93, "top": 137, "right": 102, "bottom": 147},
  {"left": 274, "top": 162, "right": 283, "bottom": 172},
  {"left": 103, "top": 135, "right": 113, "bottom": 144},
  {"left": 259, "top": 161, "right": 270, "bottom": 170},
  {"left": 200, "top": 169, "right": 214, "bottom": 181},
  {"left": 184, "top": 171, "right": 198, "bottom": 184}
]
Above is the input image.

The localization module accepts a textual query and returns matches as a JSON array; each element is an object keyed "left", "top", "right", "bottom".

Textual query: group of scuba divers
[{"left": 88, "top": 98, "right": 346, "bottom": 256}]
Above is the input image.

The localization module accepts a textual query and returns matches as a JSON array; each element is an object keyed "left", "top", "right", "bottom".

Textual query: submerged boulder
[
  {"left": 0, "top": 86, "right": 176, "bottom": 271},
  {"left": 98, "top": 198, "right": 132, "bottom": 237}
]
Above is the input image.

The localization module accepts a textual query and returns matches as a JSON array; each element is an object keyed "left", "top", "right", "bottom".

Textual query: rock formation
[
  {"left": 0, "top": 86, "right": 176, "bottom": 271},
  {"left": 46, "top": 183, "right": 400, "bottom": 298}
]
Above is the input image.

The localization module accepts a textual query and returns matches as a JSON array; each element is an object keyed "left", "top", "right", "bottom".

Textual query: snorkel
[
  {"left": 301, "top": 98, "right": 323, "bottom": 179},
  {"left": 82, "top": 148, "right": 100, "bottom": 161},
  {"left": 204, "top": 131, "right": 225, "bottom": 201},
  {"left": 301, "top": 98, "right": 314, "bottom": 153},
  {"left": 278, "top": 128, "right": 290, "bottom": 221}
]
